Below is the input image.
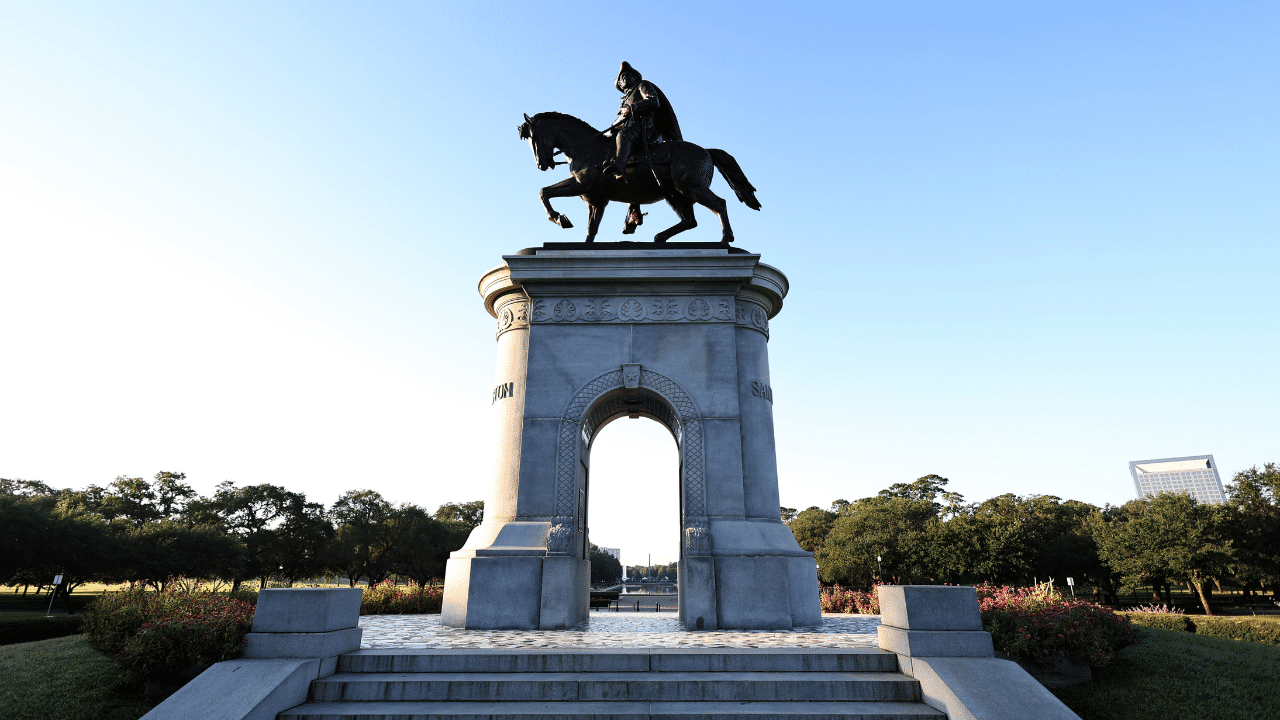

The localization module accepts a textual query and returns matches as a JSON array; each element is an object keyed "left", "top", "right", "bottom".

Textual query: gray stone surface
[
  {"left": 242, "top": 627, "right": 363, "bottom": 659},
  {"left": 358, "top": 613, "right": 881, "bottom": 649},
  {"left": 876, "top": 585, "right": 1081, "bottom": 719},
  {"left": 445, "top": 247, "right": 821, "bottom": 630},
  {"left": 875, "top": 626, "right": 994, "bottom": 658},
  {"left": 877, "top": 586, "right": 983, "bottom": 632},
  {"left": 250, "top": 588, "right": 363, "bottom": 633},
  {"left": 140, "top": 658, "right": 321, "bottom": 720},
  {"left": 280, "top": 700, "right": 944, "bottom": 719},
  {"left": 308, "top": 671, "right": 922, "bottom": 702},
  {"left": 903, "top": 657, "right": 1082, "bottom": 720}
]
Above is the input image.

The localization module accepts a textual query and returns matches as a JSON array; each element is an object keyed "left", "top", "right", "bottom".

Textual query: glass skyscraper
[{"left": 1129, "top": 455, "right": 1225, "bottom": 504}]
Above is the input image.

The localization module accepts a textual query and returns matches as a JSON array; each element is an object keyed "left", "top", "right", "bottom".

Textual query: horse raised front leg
[{"left": 539, "top": 177, "right": 584, "bottom": 229}]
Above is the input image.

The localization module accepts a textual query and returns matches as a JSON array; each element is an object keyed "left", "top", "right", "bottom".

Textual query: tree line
[
  {"left": 783, "top": 463, "right": 1280, "bottom": 615},
  {"left": 0, "top": 473, "right": 484, "bottom": 595}
]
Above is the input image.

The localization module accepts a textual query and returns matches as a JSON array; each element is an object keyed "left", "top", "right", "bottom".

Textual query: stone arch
[{"left": 552, "top": 367, "right": 708, "bottom": 555}]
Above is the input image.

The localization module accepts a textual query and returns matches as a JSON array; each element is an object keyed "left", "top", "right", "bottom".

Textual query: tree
[
  {"left": 817, "top": 494, "right": 944, "bottom": 586},
  {"left": 787, "top": 506, "right": 835, "bottom": 554},
  {"left": 589, "top": 543, "right": 622, "bottom": 584},
  {"left": 126, "top": 521, "right": 246, "bottom": 590},
  {"left": 262, "top": 494, "right": 334, "bottom": 586},
  {"left": 434, "top": 501, "right": 485, "bottom": 531},
  {"left": 387, "top": 505, "right": 452, "bottom": 586},
  {"left": 1093, "top": 493, "right": 1232, "bottom": 614},
  {"left": 329, "top": 490, "right": 398, "bottom": 586},
  {"left": 1223, "top": 463, "right": 1280, "bottom": 602},
  {"left": 189, "top": 482, "right": 293, "bottom": 590}
]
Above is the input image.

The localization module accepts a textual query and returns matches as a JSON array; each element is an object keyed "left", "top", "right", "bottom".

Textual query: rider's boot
[
  {"left": 622, "top": 204, "right": 645, "bottom": 234},
  {"left": 602, "top": 156, "right": 627, "bottom": 180}
]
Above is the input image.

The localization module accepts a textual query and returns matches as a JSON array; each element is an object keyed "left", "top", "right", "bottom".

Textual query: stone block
[
  {"left": 785, "top": 556, "right": 823, "bottom": 626},
  {"left": 140, "top": 658, "right": 320, "bottom": 720},
  {"left": 250, "top": 588, "right": 362, "bottom": 633},
  {"left": 905, "top": 657, "right": 1082, "bottom": 720},
  {"left": 878, "top": 585, "right": 983, "bottom": 631},
  {"left": 242, "top": 627, "right": 362, "bottom": 658},
  {"left": 442, "top": 555, "right": 543, "bottom": 629},
  {"left": 678, "top": 556, "right": 717, "bottom": 630},
  {"left": 539, "top": 556, "right": 589, "bottom": 629},
  {"left": 714, "top": 556, "right": 793, "bottom": 629},
  {"left": 877, "top": 625, "right": 994, "bottom": 658}
]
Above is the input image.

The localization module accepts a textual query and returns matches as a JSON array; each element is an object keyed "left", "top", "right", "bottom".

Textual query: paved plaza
[{"left": 359, "top": 612, "right": 882, "bottom": 649}]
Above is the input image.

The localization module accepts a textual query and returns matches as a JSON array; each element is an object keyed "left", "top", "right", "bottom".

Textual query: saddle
[{"left": 624, "top": 140, "right": 673, "bottom": 167}]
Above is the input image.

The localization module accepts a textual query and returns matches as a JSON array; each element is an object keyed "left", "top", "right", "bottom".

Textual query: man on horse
[
  {"left": 602, "top": 61, "right": 682, "bottom": 180},
  {"left": 602, "top": 62, "right": 682, "bottom": 234}
]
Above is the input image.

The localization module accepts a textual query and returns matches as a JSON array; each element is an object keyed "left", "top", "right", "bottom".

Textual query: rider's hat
[{"left": 616, "top": 61, "right": 641, "bottom": 92}]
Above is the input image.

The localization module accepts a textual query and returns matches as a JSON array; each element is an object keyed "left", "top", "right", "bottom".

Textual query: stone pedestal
[{"left": 442, "top": 243, "right": 821, "bottom": 630}]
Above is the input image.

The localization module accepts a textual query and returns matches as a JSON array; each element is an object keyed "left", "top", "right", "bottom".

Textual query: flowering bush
[
  {"left": 360, "top": 580, "right": 443, "bottom": 615},
  {"left": 977, "top": 583, "right": 1137, "bottom": 668},
  {"left": 83, "top": 581, "right": 255, "bottom": 685},
  {"left": 819, "top": 584, "right": 881, "bottom": 614}
]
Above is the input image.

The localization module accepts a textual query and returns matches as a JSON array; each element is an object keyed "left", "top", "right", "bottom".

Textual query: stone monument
[{"left": 442, "top": 242, "right": 821, "bottom": 630}]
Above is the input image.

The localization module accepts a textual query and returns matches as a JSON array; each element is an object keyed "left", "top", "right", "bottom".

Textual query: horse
[{"left": 518, "top": 111, "right": 761, "bottom": 243}]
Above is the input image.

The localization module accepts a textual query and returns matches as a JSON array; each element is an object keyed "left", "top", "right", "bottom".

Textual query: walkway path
[{"left": 358, "top": 613, "right": 881, "bottom": 649}]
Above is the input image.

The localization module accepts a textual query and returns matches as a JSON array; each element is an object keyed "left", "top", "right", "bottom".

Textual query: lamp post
[{"left": 876, "top": 555, "right": 882, "bottom": 584}]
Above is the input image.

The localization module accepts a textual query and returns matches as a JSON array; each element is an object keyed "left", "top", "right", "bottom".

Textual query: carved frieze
[
  {"left": 531, "top": 296, "right": 734, "bottom": 324},
  {"left": 733, "top": 292, "right": 771, "bottom": 339},
  {"left": 495, "top": 298, "right": 531, "bottom": 338}
]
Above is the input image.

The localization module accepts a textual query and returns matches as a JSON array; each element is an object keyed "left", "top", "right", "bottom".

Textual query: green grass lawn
[
  {"left": 1054, "top": 626, "right": 1280, "bottom": 720},
  {"left": 0, "top": 635, "right": 161, "bottom": 720}
]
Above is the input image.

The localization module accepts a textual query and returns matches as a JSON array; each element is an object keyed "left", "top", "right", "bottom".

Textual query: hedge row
[
  {"left": 0, "top": 615, "right": 84, "bottom": 645},
  {"left": 1121, "top": 612, "right": 1280, "bottom": 645}
]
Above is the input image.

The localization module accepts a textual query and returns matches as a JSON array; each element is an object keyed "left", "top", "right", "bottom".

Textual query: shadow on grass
[
  {"left": 1054, "top": 626, "right": 1280, "bottom": 720},
  {"left": 0, "top": 634, "right": 163, "bottom": 720}
]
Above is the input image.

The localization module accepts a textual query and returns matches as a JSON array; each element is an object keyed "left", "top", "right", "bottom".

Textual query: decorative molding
[
  {"left": 734, "top": 292, "right": 770, "bottom": 339},
  {"left": 495, "top": 298, "right": 530, "bottom": 338},
  {"left": 684, "top": 517, "right": 712, "bottom": 555},
  {"left": 531, "top": 296, "right": 734, "bottom": 324},
  {"left": 553, "top": 368, "right": 707, "bottom": 539},
  {"left": 622, "top": 364, "right": 641, "bottom": 389},
  {"left": 547, "top": 519, "right": 574, "bottom": 555}
]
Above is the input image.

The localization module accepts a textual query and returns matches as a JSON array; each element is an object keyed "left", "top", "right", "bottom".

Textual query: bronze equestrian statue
[{"left": 518, "top": 62, "right": 760, "bottom": 243}]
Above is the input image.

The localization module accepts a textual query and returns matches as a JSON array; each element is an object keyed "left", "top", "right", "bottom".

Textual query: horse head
[{"left": 519, "top": 112, "right": 556, "bottom": 172}]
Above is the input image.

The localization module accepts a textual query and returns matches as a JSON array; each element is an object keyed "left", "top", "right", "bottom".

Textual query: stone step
[
  {"left": 309, "top": 671, "right": 921, "bottom": 703},
  {"left": 339, "top": 649, "right": 901, "bottom": 674},
  {"left": 280, "top": 700, "right": 946, "bottom": 719}
]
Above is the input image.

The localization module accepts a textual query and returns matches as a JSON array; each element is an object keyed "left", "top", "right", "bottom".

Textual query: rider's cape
[{"left": 616, "top": 61, "right": 682, "bottom": 144}]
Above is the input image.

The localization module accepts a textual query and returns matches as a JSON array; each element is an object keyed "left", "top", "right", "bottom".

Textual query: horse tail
[{"left": 708, "top": 149, "right": 761, "bottom": 210}]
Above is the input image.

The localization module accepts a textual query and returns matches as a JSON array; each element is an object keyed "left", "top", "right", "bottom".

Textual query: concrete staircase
[{"left": 278, "top": 648, "right": 944, "bottom": 719}]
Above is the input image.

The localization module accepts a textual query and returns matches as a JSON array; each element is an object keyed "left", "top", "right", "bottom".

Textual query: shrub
[
  {"left": 819, "top": 584, "right": 881, "bottom": 614},
  {"left": 1193, "top": 616, "right": 1280, "bottom": 646},
  {"left": 1121, "top": 611, "right": 1196, "bottom": 633},
  {"left": 0, "top": 615, "right": 84, "bottom": 645},
  {"left": 360, "top": 580, "right": 443, "bottom": 615},
  {"left": 978, "top": 583, "right": 1138, "bottom": 668},
  {"left": 83, "top": 582, "right": 255, "bottom": 685}
]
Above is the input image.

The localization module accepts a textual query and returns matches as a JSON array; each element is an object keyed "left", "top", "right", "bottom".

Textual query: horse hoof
[
  {"left": 622, "top": 225, "right": 637, "bottom": 235},
  {"left": 558, "top": 216, "right": 574, "bottom": 229}
]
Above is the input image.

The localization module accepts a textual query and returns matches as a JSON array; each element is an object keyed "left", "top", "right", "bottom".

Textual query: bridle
[
  {"left": 520, "top": 112, "right": 625, "bottom": 170},
  {"left": 519, "top": 113, "right": 566, "bottom": 170}
]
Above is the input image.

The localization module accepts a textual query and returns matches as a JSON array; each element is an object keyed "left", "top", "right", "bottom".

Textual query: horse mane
[{"left": 533, "top": 111, "right": 601, "bottom": 135}]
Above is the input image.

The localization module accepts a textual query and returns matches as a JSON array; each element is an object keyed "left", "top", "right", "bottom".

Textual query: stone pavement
[{"left": 359, "top": 613, "right": 881, "bottom": 649}]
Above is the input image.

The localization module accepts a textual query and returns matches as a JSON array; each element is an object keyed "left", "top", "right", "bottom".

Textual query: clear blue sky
[{"left": 2, "top": 2, "right": 1276, "bottom": 566}]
